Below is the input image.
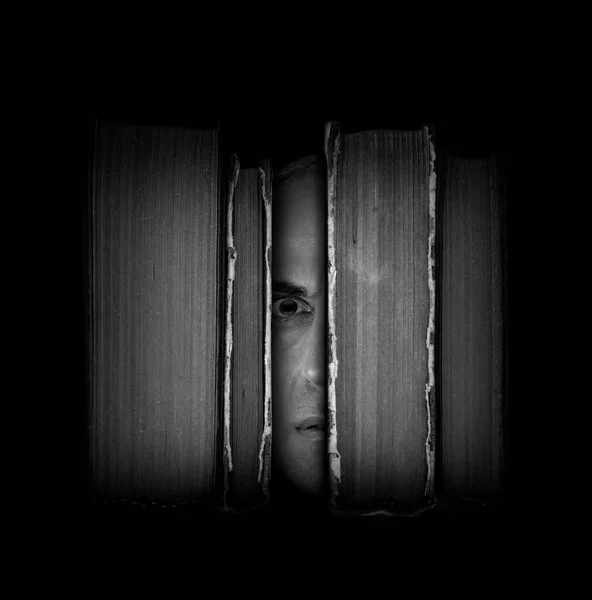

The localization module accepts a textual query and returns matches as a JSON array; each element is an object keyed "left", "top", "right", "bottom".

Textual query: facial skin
[{"left": 272, "top": 163, "right": 327, "bottom": 501}]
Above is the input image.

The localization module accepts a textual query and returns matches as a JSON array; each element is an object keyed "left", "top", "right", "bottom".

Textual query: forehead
[{"left": 273, "top": 169, "right": 326, "bottom": 292}]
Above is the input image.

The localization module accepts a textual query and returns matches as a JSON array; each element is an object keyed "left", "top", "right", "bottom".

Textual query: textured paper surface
[
  {"left": 91, "top": 123, "right": 222, "bottom": 505},
  {"left": 326, "top": 123, "right": 436, "bottom": 514},
  {"left": 440, "top": 156, "right": 504, "bottom": 501},
  {"left": 224, "top": 160, "right": 271, "bottom": 512}
]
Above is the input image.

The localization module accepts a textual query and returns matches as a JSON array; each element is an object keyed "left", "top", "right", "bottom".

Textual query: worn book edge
[
  {"left": 222, "top": 160, "right": 272, "bottom": 515},
  {"left": 258, "top": 159, "right": 272, "bottom": 503},
  {"left": 325, "top": 121, "right": 342, "bottom": 507},
  {"left": 223, "top": 154, "right": 240, "bottom": 510},
  {"left": 424, "top": 124, "right": 437, "bottom": 499}
]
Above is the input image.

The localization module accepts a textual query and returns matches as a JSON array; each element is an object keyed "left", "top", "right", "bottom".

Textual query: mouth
[{"left": 295, "top": 416, "right": 326, "bottom": 441}]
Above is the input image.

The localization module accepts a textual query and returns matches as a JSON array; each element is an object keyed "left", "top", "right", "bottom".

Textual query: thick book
[
  {"left": 439, "top": 155, "right": 506, "bottom": 502},
  {"left": 223, "top": 157, "right": 272, "bottom": 511},
  {"left": 325, "top": 122, "right": 436, "bottom": 515},
  {"left": 89, "top": 122, "right": 225, "bottom": 507}
]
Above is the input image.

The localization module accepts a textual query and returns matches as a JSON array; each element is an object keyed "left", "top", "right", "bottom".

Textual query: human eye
[{"left": 271, "top": 295, "right": 313, "bottom": 323}]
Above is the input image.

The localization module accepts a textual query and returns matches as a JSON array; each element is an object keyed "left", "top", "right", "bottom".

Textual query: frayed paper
[
  {"left": 258, "top": 160, "right": 272, "bottom": 500},
  {"left": 424, "top": 126, "right": 437, "bottom": 498},
  {"left": 325, "top": 122, "right": 342, "bottom": 500},
  {"left": 223, "top": 155, "right": 240, "bottom": 508}
]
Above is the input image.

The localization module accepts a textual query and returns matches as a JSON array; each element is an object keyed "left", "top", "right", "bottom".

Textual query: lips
[{"left": 295, "top": 416, "right": 326, "bottom": 441}]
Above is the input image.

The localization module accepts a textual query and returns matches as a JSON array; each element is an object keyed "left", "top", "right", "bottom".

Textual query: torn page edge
[
  {"left": 223, "top": 155, "right": 240, "bottom": 510},
  {"left": 258, "top": 160, "right": 272, "bottom": 502},
  {"left": 424, "top": 126, "right": 437, "bottom": 499},
  {"left": 325, "top": 122, "right": 342, "bottom": 504}
]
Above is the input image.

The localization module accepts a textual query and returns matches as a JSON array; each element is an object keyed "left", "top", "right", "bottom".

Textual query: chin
[
  {"left": 275, "top": 434, "right": 327, "bottom": 497},
  {"left": 288, "top": 470, "right": 325, "bottom": 497}
]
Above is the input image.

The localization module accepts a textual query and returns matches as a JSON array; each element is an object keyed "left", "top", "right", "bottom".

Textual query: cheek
[
  {"left": 272, "top": 330, "right": 303, "bottom": 419},
  {"left": 272, "top": 327, "right": 306, "bottom": 368},
  {"left": 272, "top": 333, "right": 297, "bottom": 388}
]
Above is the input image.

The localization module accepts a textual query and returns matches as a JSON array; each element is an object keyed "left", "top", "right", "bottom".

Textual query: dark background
[
  {"left": 88, "top": 115, "right": 514, "bottom": 165},
  {"left": 80, "top": 116, "right": 519, "bottom": 537}
]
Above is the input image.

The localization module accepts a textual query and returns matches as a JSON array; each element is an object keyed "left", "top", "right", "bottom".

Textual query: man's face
[{"left": 272, "top": 165, "right": 326, "bottom": 497}]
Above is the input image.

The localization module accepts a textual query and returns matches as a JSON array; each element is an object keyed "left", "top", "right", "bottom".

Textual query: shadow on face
[{"left": 271, "top": 156, "right": 328, "bottom": 511}]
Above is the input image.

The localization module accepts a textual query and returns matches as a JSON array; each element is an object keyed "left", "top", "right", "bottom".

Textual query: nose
[{"left": 301, "top": 298, "right": 326, "bottom": 387}]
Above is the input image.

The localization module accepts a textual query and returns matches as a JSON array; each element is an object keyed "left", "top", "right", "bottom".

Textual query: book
[
  {"left": 439, "top": 155, "right": 506, "bottom": 502},
  {"left": 89, "top": 121, "right": 225, "bottom": 507},
  {"left": 223, "top": 157, "right": 272, "bottom": 511},
  {"left": 325, "top": 122, "right": 437, "bottom": 515}
]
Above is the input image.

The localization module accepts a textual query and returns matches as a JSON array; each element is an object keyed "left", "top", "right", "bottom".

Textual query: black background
[{"left": 88, "top": 115, "right": 514, "bottom": 165}]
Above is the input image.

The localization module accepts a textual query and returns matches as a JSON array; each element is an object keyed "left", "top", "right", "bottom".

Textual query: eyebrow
[{"left": 272, "top": 279, "right": 317, "bottom": 298}]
